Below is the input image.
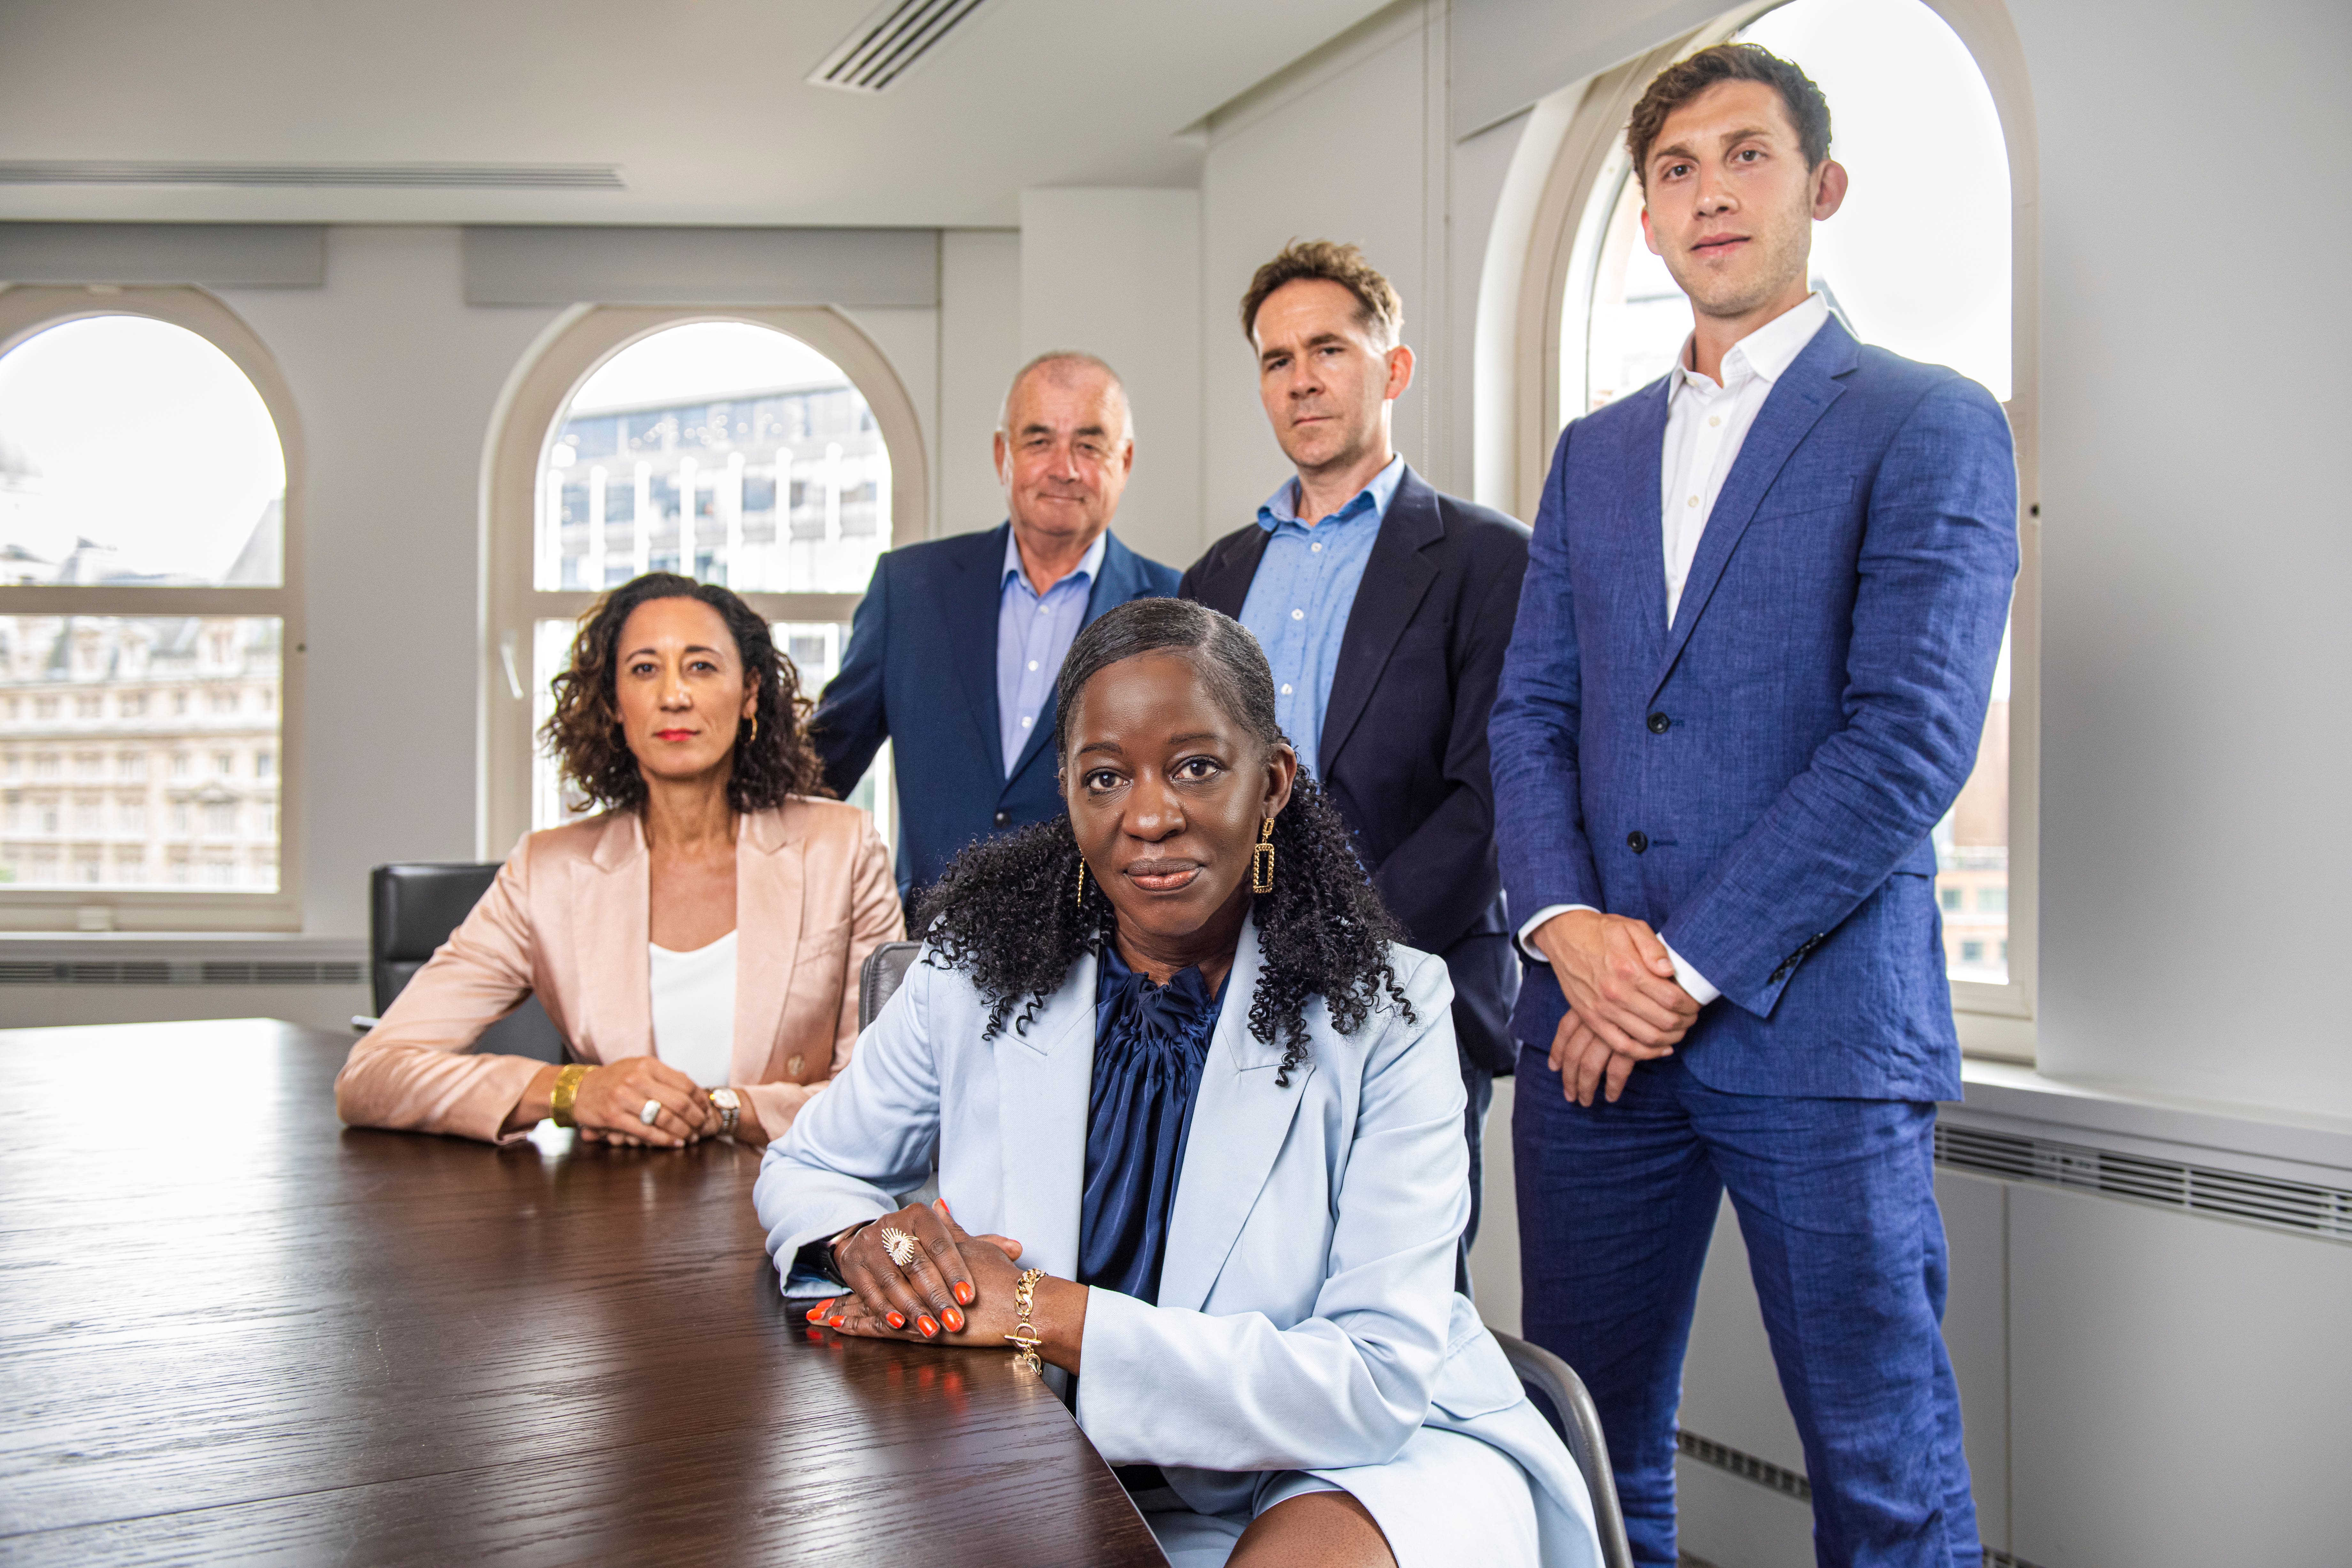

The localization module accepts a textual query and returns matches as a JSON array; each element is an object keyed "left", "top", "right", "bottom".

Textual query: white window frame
[
  {"left": 481, "top": 305, "right": 931, "bottom": 862},
  {"left": 1512, "top": 0, "right": 2042, "bottom": 1060},
  {"left": 0, "top": 285, "right": 306, "bottom": 932}
]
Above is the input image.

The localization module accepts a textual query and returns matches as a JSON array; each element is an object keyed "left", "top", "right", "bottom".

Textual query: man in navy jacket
[
  {"left": 1491, "top": 47, "right": 2016, "bottom": 1567},
  {"left": 810, "top": 353, "right": 1179, "bottom": 902},
  {"left": 1184, "top": 241, "right": 1528, "bottom": 1253}
]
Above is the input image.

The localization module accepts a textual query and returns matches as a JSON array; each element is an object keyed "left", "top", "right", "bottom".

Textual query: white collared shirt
[{"left": 1517, "top": 295, "right": 1833, "bottom": 1008}]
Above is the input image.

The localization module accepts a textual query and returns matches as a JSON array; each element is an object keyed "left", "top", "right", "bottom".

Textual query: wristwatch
[
  {"left": 802, "top": 1220, "right": 869, "bottom": 1288},
  {"left": 707, "top": 1086, "right": 742, "bottom": 1136}
]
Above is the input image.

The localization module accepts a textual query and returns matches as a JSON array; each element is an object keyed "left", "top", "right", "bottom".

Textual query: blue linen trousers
[{"left": 1514, "top": 1048, "right": 1977, "bottom": 1568}]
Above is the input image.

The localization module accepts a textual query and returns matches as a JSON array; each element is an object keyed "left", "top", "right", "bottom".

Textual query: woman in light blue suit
[{"left": 755, "top": 599, "right": 1598, "bottom": 1568}]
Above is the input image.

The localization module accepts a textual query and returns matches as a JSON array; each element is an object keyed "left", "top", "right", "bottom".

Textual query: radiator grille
[
  {"left": 0, "top": 161, "right": 625, "bottom": 189},
  {"left": 1678, "top": 1427, "right": 2047, "bottom": 1567},
  {"left": 0, "top": 958, "right": 361, "bottom": 987},
  {"left": 1935, "top": 1123, "right": 2352, "bottom": 1243},
  {"left": 806, "top": 0, "right": 996, "bottom": 93}
]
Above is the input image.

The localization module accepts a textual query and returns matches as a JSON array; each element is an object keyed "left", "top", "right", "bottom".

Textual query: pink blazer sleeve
[
  {"left": 737, "top": 815, "right": 903, "bottom": 1139},
  {"left": 334, "top": 845, "right": 549, "bottom": 1145}
]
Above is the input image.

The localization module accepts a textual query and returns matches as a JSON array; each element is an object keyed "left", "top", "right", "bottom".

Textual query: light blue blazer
[{"left": 757, "top": 920, "right": 1600, "bottom": 1568}]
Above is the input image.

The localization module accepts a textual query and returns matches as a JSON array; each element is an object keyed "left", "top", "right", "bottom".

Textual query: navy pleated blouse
[{"left": 1076, "top": 944, "right": 1227, "bottom": 1302}]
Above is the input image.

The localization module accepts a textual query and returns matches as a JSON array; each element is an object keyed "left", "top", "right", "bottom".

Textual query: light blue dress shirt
[
  {"left": 1237, "top": 456, "right": 1404, "bottom": 774},
  {"left": 997, "top": 528, "right": 1105, "bottom": 777}
]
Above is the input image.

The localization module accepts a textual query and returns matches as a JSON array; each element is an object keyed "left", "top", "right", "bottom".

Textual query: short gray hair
[{"left": 997, "top": 351, "right": 1134, "bottom": 443}]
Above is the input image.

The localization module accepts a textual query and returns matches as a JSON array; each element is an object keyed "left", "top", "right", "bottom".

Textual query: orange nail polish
[
  {"left": 941, "top": 1306, "right": 965, "bottom": 1333},
  {"left": 805, "top": 1299, "right": 832, "bottom": 1321},
  {"left": 918, "top": 1315, "right": 939, "bottom": 1338},
  {"left": 886, "top": 1310, "right": 906, "bottom": 1330},
  {"left": 829, "top": 1315, "right": 846, "bottom": 1328},
  {"left": 953, "top": 1281, "right": 974, "bottom": 1306}
]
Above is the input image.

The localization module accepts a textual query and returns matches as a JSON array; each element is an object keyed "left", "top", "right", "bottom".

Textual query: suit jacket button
[
  {"left": 1647, "top": 712, "right": 1671, "bottom": 734},
  {"left": 992, "top": 809, "right": 1011, "bottom": 829},
  {"left": 1626, "top": 830, "right": 1649, "bottom": 854}
]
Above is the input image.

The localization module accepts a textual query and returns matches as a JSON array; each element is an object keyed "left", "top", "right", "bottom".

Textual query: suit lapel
[
  {"left": 1651, "top": 323, "right": 1856, "bottom": 700},
  {"left": 1319, "top": 469, "right": 1443, "bottom": 775},
  {"left": 577, "top": 812, "right": 653, "bottom": 1061},
  {"left": 944, "top": 525, "right": 1009, "bottom": 774},
  {"left": 729, "top": 807, "right": 804, "bottom": 1085},
  {"left": 1158, "top": 920, "right": 1309, "bottom": 1312},
  {"left": 1626, "top": 380, "right": 1673, "bottom": 662},
  {"left": 1190, "top": 526, "right": 1271, "bottom": 620},
  {"left": 990, "top": 950, "right": 1098, "bottom": 1278}
]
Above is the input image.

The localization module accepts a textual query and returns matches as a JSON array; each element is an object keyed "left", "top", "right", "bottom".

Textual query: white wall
[
  {"left": 1018, "top": 189, "right": 1203, "bottom": 571},
  {"left": 936, "top": 229, "right": 1023, "bottom": 538},
  {"left": 2015, "top": 0, "right": 2352, "bottom": 1116}
]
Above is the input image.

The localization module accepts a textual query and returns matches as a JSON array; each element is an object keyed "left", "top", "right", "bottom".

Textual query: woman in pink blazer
[{"left": 337, "top": 574, "right": 903, "bottom": 1148}]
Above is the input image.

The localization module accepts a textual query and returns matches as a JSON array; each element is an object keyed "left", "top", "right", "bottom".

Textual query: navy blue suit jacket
[
  {"left": 1490, "top": 321, "right": 2017, "bottom": 1101},
  {"left": 810, "top": 523, "right": 1180, "bottom": 900},
  {"left": 1184, "top": 467, "right": 1531, "bottom": 1075}
]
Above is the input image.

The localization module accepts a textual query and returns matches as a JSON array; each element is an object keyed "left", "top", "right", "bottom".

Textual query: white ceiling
[{"left": 0, "top": 0, "right": 1393, "bottom": 227}]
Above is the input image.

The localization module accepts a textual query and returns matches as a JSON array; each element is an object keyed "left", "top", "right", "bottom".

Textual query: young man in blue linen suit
[
  {"left": 1490, "top": 46, "right": 2017, "bottom": 1568},
  {"left": 809, "top": 353, "right": 1180, "bottom": 904}
]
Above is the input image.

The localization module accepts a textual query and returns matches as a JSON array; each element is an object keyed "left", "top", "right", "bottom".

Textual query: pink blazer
[{"left": 335, "top": 798, "right": 903, "bottom": 1143}]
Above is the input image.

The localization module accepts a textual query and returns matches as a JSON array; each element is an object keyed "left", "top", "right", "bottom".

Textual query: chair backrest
[
  {"left": 1491, "top": 1330, "right": 1636, "bottom": 1568},
  {"left": 369, "top": 862, "right": 566, "bottom": 1064},
  {"left": 858, "top": 941, "right": 923, "bottom": 1031}
]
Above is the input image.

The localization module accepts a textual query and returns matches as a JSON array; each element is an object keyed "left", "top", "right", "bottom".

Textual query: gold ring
[{"left": 876, "top": 1225, "right": 920, "bottom": 1270}]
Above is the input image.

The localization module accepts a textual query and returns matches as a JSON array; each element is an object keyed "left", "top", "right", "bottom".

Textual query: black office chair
[
  {"left": 1493, "top": 1331, "right": 1635, "bottom": 1568},
  {"left": 858, "top": 941, "right": 923, "bottom": 1030},
  {"left": 363, "top": 862, "right": 567, "bottom": 1064}
]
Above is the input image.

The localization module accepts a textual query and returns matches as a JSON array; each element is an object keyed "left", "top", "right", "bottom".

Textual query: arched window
[
  {"left": 1536, "top": 0, "right": 2035, "bottom": 1037},
  {"left": 485, "top": 309, "right": 928, "bottom": 856},
  {"left": 0, "top": 290, "right": 303, "bottom": 930}
]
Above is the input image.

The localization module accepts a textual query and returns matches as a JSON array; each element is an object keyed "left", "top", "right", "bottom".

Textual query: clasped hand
[
  {"left": 1532, "top": 908, "right": 1702, "bottom": 1106},
  {"left": 807, "top": 1198, "right": 1026, "bottom": 1345},
  {"left": 570, "top": 1056, "right": 717, "bottom": 1147}
]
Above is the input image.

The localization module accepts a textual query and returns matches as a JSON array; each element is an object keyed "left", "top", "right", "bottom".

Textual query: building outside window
[{"left": 0, "top": 291, "right": 300, "bottom": 926}]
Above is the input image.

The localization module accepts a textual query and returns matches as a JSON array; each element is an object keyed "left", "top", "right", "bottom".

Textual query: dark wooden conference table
[{"left": 0, "top": 1019, "right": 1167, "bottom": 1565}]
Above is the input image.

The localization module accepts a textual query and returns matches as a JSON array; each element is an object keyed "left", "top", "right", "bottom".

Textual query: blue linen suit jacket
[
  {"left": 1489, "top": 320, "right": 2017, "bottom": 1102},
  {"left": 808, "top": 523, "right": 1180, "bottom": 900}
]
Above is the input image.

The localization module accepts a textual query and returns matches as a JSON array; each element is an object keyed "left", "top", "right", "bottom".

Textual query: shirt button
[
  {"left": 1709, "top": 415, "right": 1721, "bottom": 427},
  {"left": 1020, "top": 715, "right": 1032, "bottom": 727},
  {"left": 1037, "top": 606, "right": 1048, "bottom": 615},
  {"left": 1027, "top": 660, "right": 1038, "bottom": 672},
  {"left": 1281, "top": 684, "right": 1293, "bottom": 695},
  {"left": 1291, "top": 608, "right": 1304, "bottom": 620},
  {"left": 1627, "top": 830, "right": 1650, "bottom": 854},
  {"left": 1311, "top": 542, "right": 1322, "bottom": 553},
  {"left": 992, "top": 809, "right": 1011, "bottom": 828},
  {"left": 1687, "top": 495, "right": 1699, "bottom": 507}
]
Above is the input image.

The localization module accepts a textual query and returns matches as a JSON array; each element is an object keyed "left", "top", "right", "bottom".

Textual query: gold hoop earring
[
  {"left": 1074, "top": 857, "right": 1088, "bottom": 908},
  {"left": 747, "top": 711, "right": 759, "bottom": 743},
  {"left": 1251, "top": 816, "right": 1276, "bottom": 895}
]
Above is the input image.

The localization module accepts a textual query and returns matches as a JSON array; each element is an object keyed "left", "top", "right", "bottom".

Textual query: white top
[
  {"left": 648, "top": 929, "right": 738, "bottom": 1088},
  {"left": 1516, "top": 295, "right": 1832, "bottom": 1008}
]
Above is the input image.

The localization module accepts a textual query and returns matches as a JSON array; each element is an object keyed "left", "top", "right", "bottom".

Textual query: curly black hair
[
  {"left": 541, "top": 572, "right": 828, "bottom": 816},
  {"left": 914, "top": 598, "right": 1410, "bottom": 1086}
]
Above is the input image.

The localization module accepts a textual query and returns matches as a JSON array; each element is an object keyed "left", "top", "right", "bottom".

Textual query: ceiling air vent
[
  {"left": 807, "top": 0, "right": 998, "bottom": 93},
  {"left": 0, "top": 162, "right": 625, "bottom": 190}
]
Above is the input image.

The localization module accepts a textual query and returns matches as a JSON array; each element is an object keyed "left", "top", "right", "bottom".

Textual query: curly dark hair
[
  {"left": 541, "top": 573, "right": 828, "bottom": 816},
  {"left": 914, "top": 598, "right": 1410, "bottom": 1086}
]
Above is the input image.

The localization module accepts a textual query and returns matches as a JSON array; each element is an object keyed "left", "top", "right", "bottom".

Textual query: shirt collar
[
  {"left": 1672, "top": 292, "right": 1831, "bottom": 400},
  {"left": 1257, "top": 454, "right": 1407, "bottom": 533},
  {"left": 1002, "top": 526, "right": 1109, "bottom": 595}
]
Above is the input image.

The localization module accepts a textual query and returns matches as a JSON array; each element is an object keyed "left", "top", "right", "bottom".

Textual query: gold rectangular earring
[
  {"left": 1075, "top": 857, "right": 1087, "bottom": 907},
  {"left": 1251, "top": 817, "right": 1276, "bottom": 895}
]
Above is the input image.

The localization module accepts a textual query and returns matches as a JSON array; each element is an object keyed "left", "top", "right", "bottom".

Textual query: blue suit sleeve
[
  {"left": 1489, "top": 421, "right": 1607, "bottom": 922},
  {"left": 1664, "top": 377, "right": 2019, "bottom": 1016},
  {"left": 808, "top": 554, "right": 891, "bottom": 799}
]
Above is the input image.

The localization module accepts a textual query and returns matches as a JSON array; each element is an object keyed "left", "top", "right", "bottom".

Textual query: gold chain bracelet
[
  {"left": 1004, "top": 1267, "right": 1047, "bottom": 1372},
  {"left": 549, "top": 1064, "right": 593, "bottom": 1128}
]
